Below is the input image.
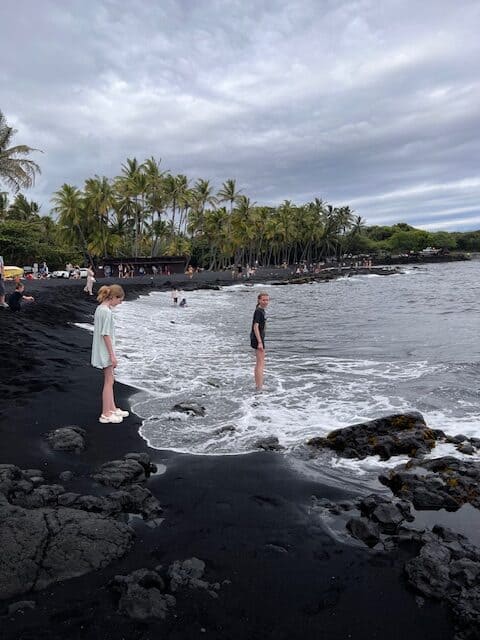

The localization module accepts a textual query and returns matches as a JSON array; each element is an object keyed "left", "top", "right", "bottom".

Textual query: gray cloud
[{"left": 1, "top": 0, "right": 480, "bottom": 229}]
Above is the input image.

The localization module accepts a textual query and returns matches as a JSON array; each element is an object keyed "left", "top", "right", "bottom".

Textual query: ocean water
[{"left": 110, "top": 261, "right": 480, "bottom": 478}]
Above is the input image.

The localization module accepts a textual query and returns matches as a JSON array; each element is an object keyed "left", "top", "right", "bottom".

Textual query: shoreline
[{"left": 0, "top": 271, "right": 468, "bottom": 639}]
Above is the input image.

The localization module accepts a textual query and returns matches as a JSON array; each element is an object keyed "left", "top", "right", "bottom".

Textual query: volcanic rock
[
  {"left": 111, "top": 567, "right": 175, "bottom": 620},
  {"left": 379, "top": 456, "right": 480, "bottom": 511},
  {"left": 307, "top": 412, "right": 442, "bottom": 460},
  {"left": 46, "top": 426, "right": 86, "bottom": 453},
  {"left": 0, "top": 502, "right": 133, "bottom": 600},
  {"left": 172, "top": 402, "right": 206, "bottom": 417}
]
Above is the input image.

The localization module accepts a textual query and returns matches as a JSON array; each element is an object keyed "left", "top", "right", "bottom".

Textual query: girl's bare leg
[
  {"left": 102, "top": 366, "right": 116, "bottom": 415},
  {"left": 254, "top": 349, "right": 265, "bottom": 390}
]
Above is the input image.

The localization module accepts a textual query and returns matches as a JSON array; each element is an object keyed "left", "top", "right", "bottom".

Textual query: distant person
[
  {"left": 0, "top": 255, "right": 6, "bottom": 308},
  {"left": 179, "top": 297, "right": 187, "bottom": 307},
  {"left": 66, "top": 262, "right": 73, "bottom": 276},
  {"left": 39, "top": 261, "right": 48, "bottom": 278},
  {"left": 152, "top": 265, "right": 158, "bottom": 276},
  {"left": 171, "top": 287, "right": 179, "bottom": 305},
  {"left": 8, "top": 282, "right": 35, "bottom": 312},
  {"left": 91, "top": 284, "right": 128, "bottom": 424},
  {"left": 250, "top": 292, "right": 269, "bottom": 390},
  {"left": 104, "top": 264, "right": 111, "bottom": 277},
  {"left": 84, "top": 265, "right": 96, "bottom": 295}
]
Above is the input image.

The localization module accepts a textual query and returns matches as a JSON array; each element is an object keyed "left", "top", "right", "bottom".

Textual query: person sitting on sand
[
  {"left": 91, "top": 284, "right": 129, "bottom": 424},
  {"left": 179, "top": 297, "right": 187, "bottom": 307},
  {"left": 8, "top": 282, "right": 35, "bottom": 312},
  {"left": 250, "top": 292, "right": 269, "bottom": 390}
]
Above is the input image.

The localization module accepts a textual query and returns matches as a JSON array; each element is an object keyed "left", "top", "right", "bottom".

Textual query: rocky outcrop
[
  {"left": 168, "top": 558, "right": 219, "bottom": 595},
  {"left": 111, "top": 567, "right": 176, "bottom": 620},
  {"left": 0, "top": 501, "right": 133, "bottom": 600},
  {"left": 46, "top": 426, "right": 86, "bottom": 453},
  {"left": 404, "top": 526, "right": 480, "bottom": 639},
  {"left": 93, "top": 453, "right": 157, "bottom": 488},
  {"left": 379, "top": 456, "right": 480, "bottom": 511},
  {"left": 307, "top": 412, "right": 443, "bottom": 460},
  {"left": 172, "top": 402, "right": 206, "bottom": 417},
  {"left": 111, "top": 558, "right": 222, "bottom": 620},
  {"left": 0, "top": 454, "right": 164, "bottom": 601},
  {"left": 339, "top": 451, "right": 480, "bottom": 640},
  {"left": 254, "top": 436, "right": 285, "bottom": 451}
]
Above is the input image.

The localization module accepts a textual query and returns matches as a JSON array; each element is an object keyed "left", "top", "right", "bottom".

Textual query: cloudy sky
[{"left": 2, "top": 0, "right": 480, "bottom": 229}]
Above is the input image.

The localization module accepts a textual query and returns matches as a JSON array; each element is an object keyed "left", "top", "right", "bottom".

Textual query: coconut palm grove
[{"left": 1, "top": 109, "right": 479, "bottom": 269}]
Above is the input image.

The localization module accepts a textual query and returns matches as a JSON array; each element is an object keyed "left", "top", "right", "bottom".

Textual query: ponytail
[{"left": 97, "top": 284, "right": 125, "bottom": 303}]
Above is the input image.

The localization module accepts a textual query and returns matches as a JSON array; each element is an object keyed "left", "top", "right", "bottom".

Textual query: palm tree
[
  {"left": 0, "top": 192, "right": 8, "bottom": 219},
  {"left": 217, "top": 178, "right": 242, "bottom": 215},
  {"left": 84, "top": 176, "right": 114, "bottom": 257},
  {"left": 189, "top": 178, "right": 217, "bottom": 236},
  {"left": 114, "top": 158, "right": 146, "bottom": 257},
  {"left": 0, "top": 110, "right": 41, "bottom": 192},
  {"left": 7, "top": 193, "right": 40, "bottom": 221},
  {"left": 52, "top": 184, "right": 93, "bottom": 262}
]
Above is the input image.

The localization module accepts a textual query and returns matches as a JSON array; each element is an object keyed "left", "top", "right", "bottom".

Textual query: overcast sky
[{"left": 2, "top": 0, "right": 480, "bottom": 230}]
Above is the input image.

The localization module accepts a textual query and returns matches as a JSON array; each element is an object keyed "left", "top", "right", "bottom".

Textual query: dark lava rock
[
  {"left": 59, "top": 471, "right": 73, "bottom": 483},
  {"left": 307, "top": 412, "right": 441, "bottom": 460},
  {"left": 124, "top": 452, "right": 157, "bottom": 474},
  {"left": 346, "top": 517, "right": 380, "bottom": 547},
  {"left": 405, "top": 526, "right": 480, "bottom": 635},
  {"left": 457, "top": 443, "right": 475, "bottom": 456},
  {"left": 380, "top": 456, "right": 480, "bottom": 511},
  {"left": 111, "top": 567, "right": 176, "bottom": 620},
  {"left": 8, "top": 600, "right": 36, "bottom": 615},
  {"left": 172, "top": 402, "right": 206, "bottom": 417},
  {"left": 47, "top": 426, "right": 86, "bottom": 453},
  {"left": 0, "top": 502, "right": 133, "bottom": 600},
  {"left": 254, "top": 436, "right": 285, "bottom": 451},
  {"left": 370, "top": 503, "right": 405, "bottom": 534},
  {"left": 93, "top": 459, "right": 147, "bottom": 488},
  {"left": 168, "top": 558, "right": 210, "bottom": 592}
]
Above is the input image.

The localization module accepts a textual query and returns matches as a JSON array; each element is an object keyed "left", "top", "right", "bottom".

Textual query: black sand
[{"left": 0, "top": 275, "right": 454, "bottom": 639}]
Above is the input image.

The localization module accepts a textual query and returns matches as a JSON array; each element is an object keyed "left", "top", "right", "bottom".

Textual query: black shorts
[
  {"left": 250, "top": 334, "right": 265, "bottom": 350},
  {"left": 0, "top": 278, "right": 4, "bottom": 296}
]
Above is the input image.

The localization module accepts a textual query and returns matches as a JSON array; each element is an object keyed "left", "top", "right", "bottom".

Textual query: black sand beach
[{"left": 0, "top": 274, "right": 464, "bottom": 639}]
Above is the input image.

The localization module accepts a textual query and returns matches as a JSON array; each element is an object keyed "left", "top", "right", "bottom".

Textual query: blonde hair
[
  {"left": 257, "top": 292, "right": 269, "bottom": 301},
  {"left": 97, "top": 284, "right": 125, "bottom": 303}
]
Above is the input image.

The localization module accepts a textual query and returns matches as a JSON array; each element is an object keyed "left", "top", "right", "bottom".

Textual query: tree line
[{"left": 1, "top": 109, "right": 479, "bottom": 269}]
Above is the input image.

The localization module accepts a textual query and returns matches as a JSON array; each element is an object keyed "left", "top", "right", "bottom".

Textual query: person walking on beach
[
  {"left": 250, "top": 292, "right": 269, "bottom": 390},
  {"left": 91, "top": 284, "right": 129, "bottom": 424},
  {"left": 84, "top": 265, "right": 96, "bottom": 295},
  {"left": 171, "top": 287, "right": 179, "bottom": 305}
]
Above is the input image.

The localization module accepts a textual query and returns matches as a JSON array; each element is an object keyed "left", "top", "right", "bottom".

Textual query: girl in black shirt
[{"left": 250, "top": 292, "right": 269, "bottom": 390}]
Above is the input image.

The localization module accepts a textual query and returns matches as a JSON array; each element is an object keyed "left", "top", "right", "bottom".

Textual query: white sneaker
[
  {"left": 99, "top": 413, "right": 123, "bottom": 424},
  {"left": 114, "top": 408, "right": 129, "bottom": 418}
]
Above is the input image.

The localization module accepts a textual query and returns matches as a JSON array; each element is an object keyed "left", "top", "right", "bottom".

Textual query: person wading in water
[{"left": 250, "top": 292, "right": 269, "bottom": 390}]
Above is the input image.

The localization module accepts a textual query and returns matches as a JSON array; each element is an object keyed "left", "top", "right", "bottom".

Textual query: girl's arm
[
  {"left": 253, "top": 323, "right": 264, "bottom": 350},
  {"left": 103, "top": 335, "right": 118, "bottom": 367}
]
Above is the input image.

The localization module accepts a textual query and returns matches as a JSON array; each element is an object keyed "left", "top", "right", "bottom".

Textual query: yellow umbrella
[{"left": 4, "top": 266, "right": 24, "bottom": 279}]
